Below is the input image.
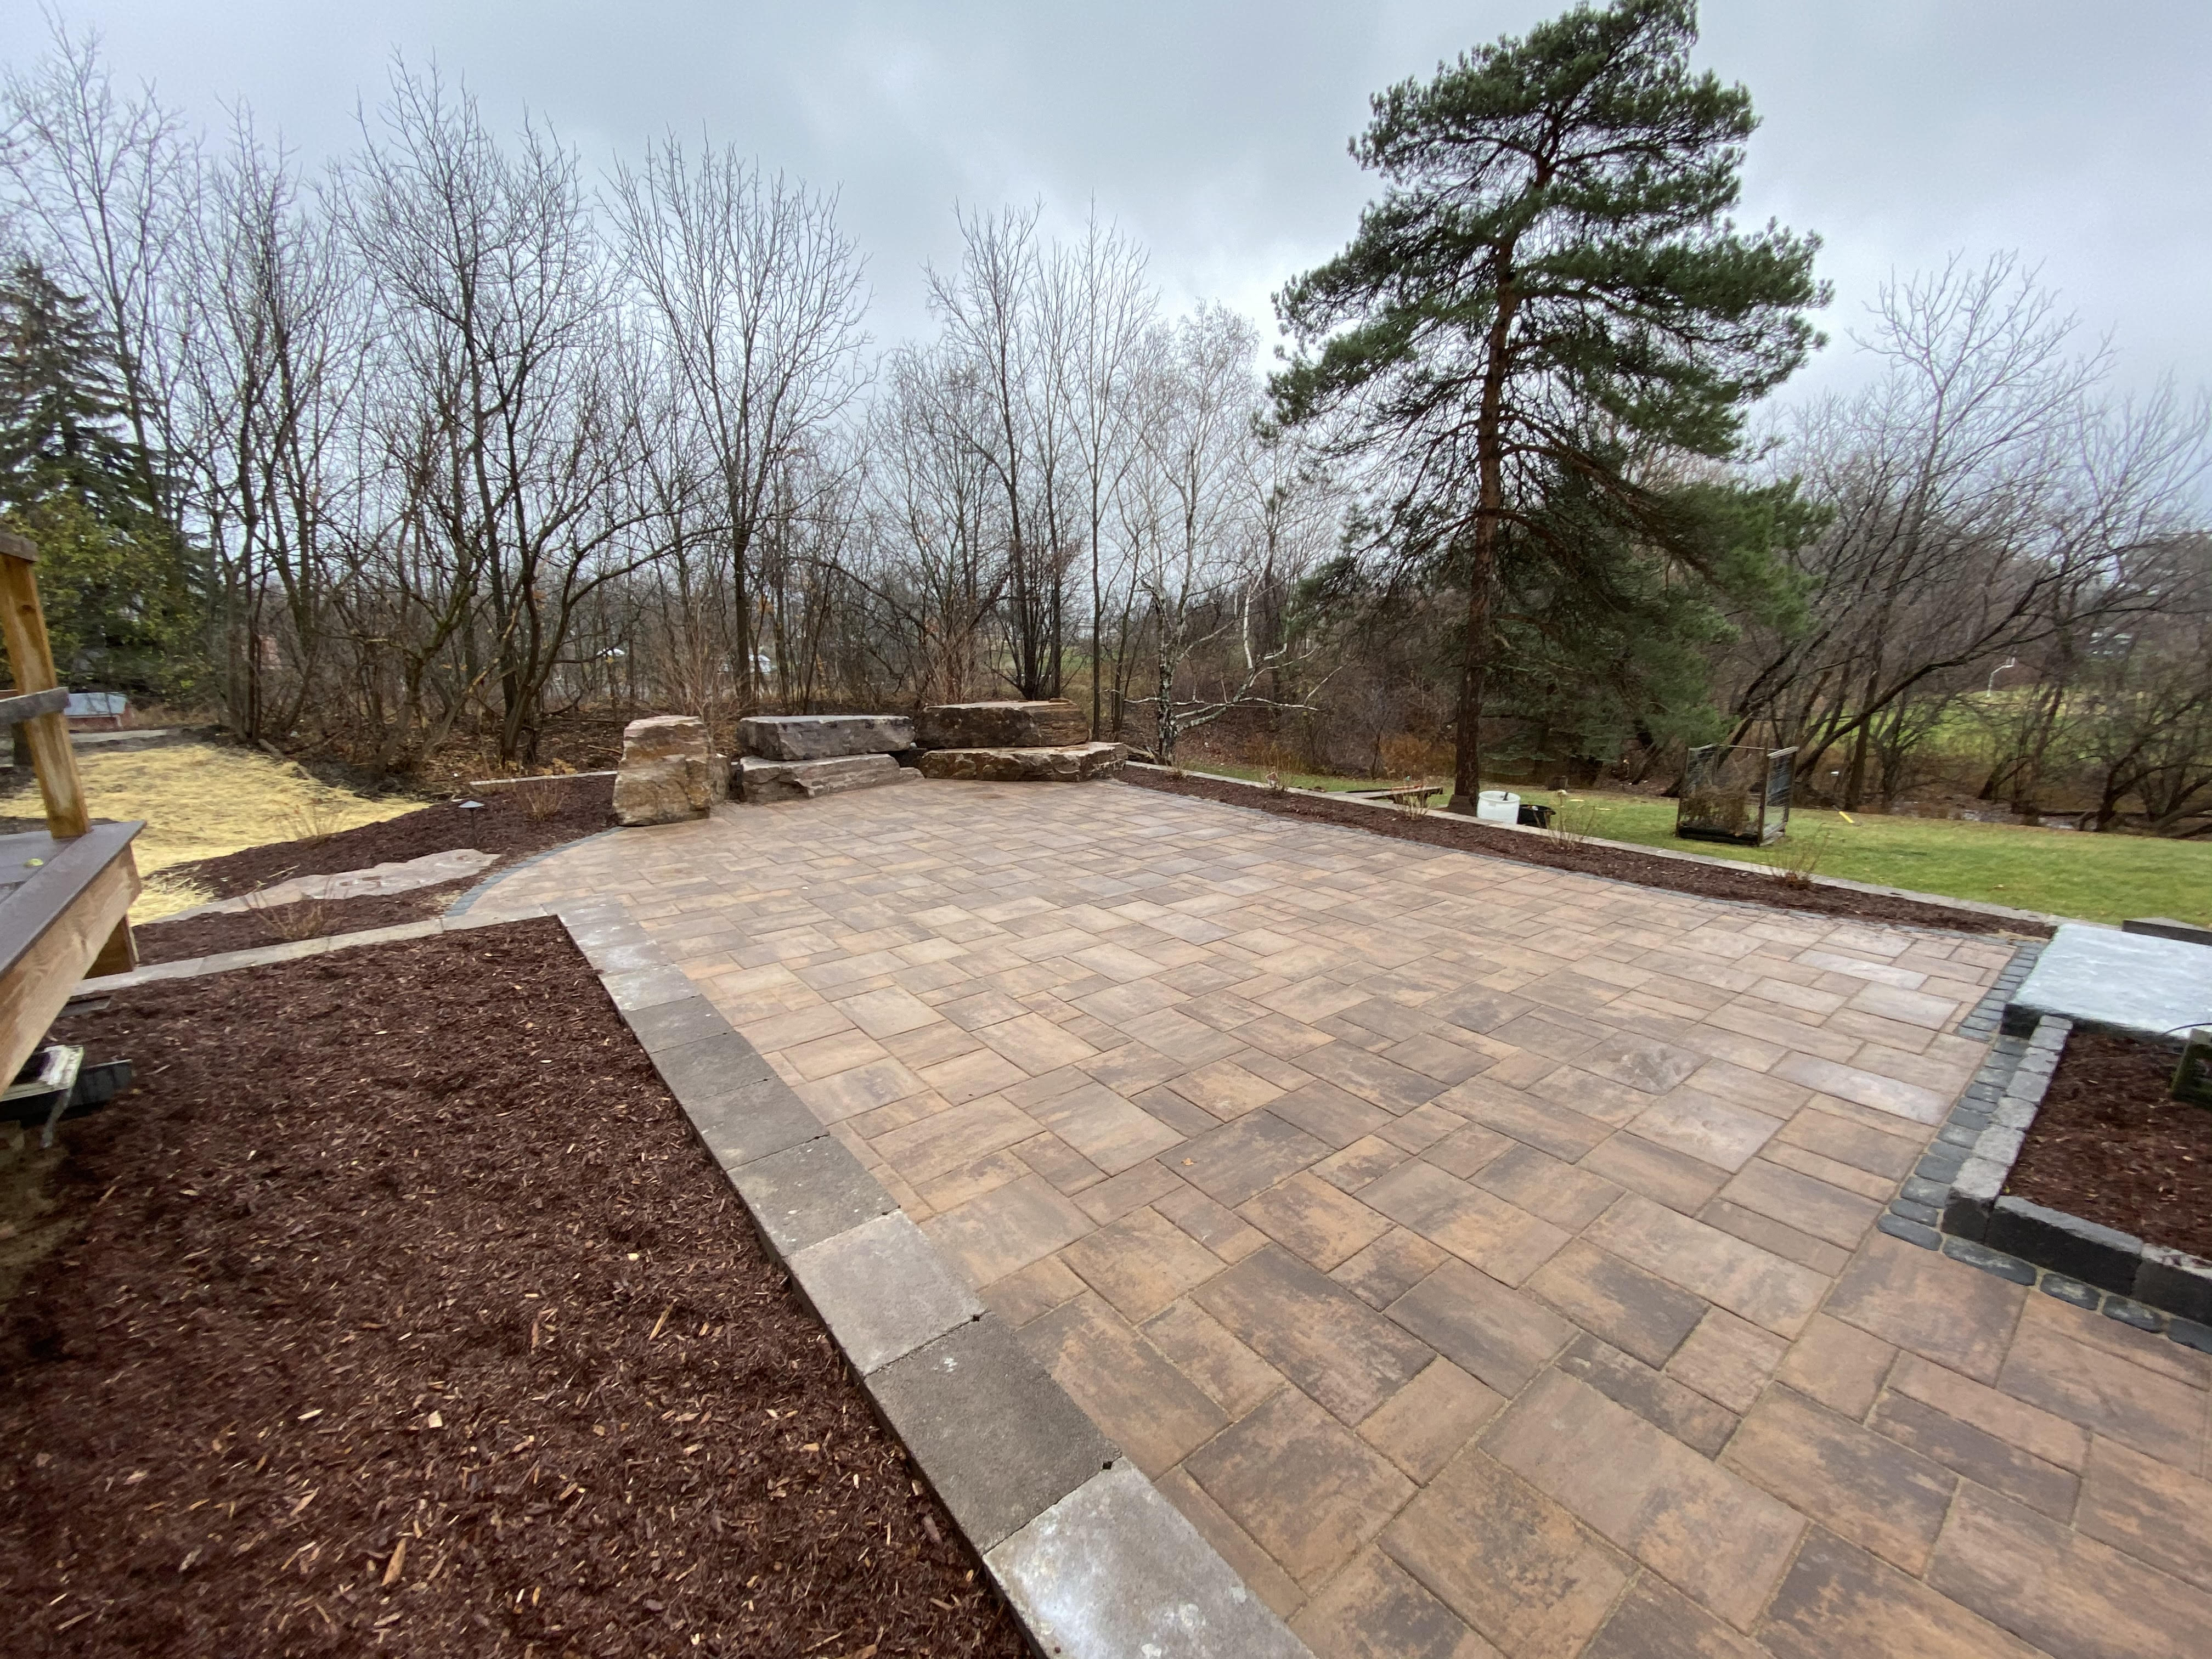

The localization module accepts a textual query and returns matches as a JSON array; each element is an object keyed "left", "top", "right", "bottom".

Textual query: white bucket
[{"left": 1475, "top": 790, "right": 1520, "bottom": 823}]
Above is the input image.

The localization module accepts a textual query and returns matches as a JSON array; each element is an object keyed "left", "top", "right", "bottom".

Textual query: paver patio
[{"left": 470, "top": 780, "right": 2212, "bottom": 1659}]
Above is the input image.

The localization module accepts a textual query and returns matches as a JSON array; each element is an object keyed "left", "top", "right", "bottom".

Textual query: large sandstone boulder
[
  {"left": 614, "top": 715, "right": 724, "bottom": 826},
  {"left": 738, "top": 752, "right": 918, "bottom": 803},
  {"left": 915, "top": 699, "right": 1088, "bottom": 751},
  {"left": 917, "top": 742, "right": 1128, "bottom": 782},
  {"left": 737, "top": 713, "right": 915, "bottom": 761}
]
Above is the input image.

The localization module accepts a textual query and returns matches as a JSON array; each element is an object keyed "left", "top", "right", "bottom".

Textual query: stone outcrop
[
  {"left": 915, "top": 700, "right": 1088, "bottom": 751},
  {"left": 738, "top": 752, "right": 918, "bottom": 803},
  {"left": 738, "top": 713, "right": 916, "bottom": 761},
  {"left": 614, "top": 715, "right": 724, "bottom": 826},
  {"left": 917, "top": 742, "right": 1128, "bottom": 782}
]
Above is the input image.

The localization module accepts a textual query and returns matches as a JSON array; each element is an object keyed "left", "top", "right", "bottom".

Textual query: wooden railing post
[{"left": 0, "top": 528, "right": 91, "bottom": 839}]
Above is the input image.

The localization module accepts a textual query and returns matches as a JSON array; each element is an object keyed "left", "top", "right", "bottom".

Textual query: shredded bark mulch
[
  {"left": 1, "top": 921, "right": 1024, "bottom": 1658},
  {"left": 1119, "top": 769, "right": 2044, "bottom": 937},
  {"left": 133, "top": 777, "right": 616, "bottom": 966},
  {"left": 2006, "top": 1028, "right": 2212, "bottom": 1259}
]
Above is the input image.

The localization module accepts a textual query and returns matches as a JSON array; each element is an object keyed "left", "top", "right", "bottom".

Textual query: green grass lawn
[{"left": 1183, "top": 760, "right": 2211, "bottom": 926}]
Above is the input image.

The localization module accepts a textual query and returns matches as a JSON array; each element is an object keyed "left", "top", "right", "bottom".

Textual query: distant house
[{"left": 65, "top": 692, "right": 128, "bottom": 732}]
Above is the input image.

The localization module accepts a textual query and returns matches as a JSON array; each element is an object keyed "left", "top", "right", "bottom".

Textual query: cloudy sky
[{"left": 5, "top": 0, "right": 2208, "bottom": 404}]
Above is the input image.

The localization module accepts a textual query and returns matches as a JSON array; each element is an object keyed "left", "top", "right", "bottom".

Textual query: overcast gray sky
[{"left": 5, "top": 1, "right": 2209, "bottom": 405}]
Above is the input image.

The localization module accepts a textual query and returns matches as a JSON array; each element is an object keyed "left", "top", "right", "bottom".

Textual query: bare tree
[{"left": 611, "top": 138, "right": 867, "bottom": 712}]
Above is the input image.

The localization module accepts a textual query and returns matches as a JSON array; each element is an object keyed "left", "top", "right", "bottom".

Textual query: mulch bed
[
  {"left": 1119, "top": 768, "right": 2044, "bottom": 937},
  {"left": 132, "top": 777, "right": 616, "bottom": 967},
  {"left": 2006, "top": 1028, "right": 2212, "bottom": 1259},
  {"left": 1, "top": 921, "right": 1024, "bottom": 1658}
]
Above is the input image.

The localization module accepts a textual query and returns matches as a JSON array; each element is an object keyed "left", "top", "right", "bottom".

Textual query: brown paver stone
[
  {"left": 1584, "top": 1194, "right": 1826, "bottom": 1338},
  {"left": 1238, "top": 1170, "right": 1393, "bottom": 1271},
  {"left": 2076, "top": 1435, "right": 2212, "bottom": 1595},
  {"left": 1177, "top": 1111, "right": 1331, "bottom": 1206},
  {"left": 1526, "top": 1238, "right": 1710, "bottom": 1367},
  {"left": 1927, "top": 1485, "right": 2212, "bottom": 1659},
  {"left": 1357, "top": 1358, "right": 1505, "bottom": 1483},
  {"left": 1382, "top": 1451, "right": 1631, "bottom": 1659},
  {"left": 1020, "top": 1291, "right": 1227, "bottom": 1476},
  {"left": 1292, "top": 1548, "right": 1502, "bottom": 1659},
  {"left": 1822, "top": 1232, "right": 2024, "bottom": 1382},
  {"left": 1723, "top": 1385, "right": 1956, "bottom": 1573},
  {"left": 1997, "top": 1320, "right": 2206, "bottom": 1468},
  {"left": 1666, "top": 1307, "right": 1788, "bottom": 1413},
  {"left": 1195, "top": 1246, "right": 1436, "bottom": 1426},
  {"left": 1482, "top": 1369, "right": 1805, "bottom": 1629},
  {"left": 1058, "top": 1204, "right": 1225, "bottom": 1323},
  {"left": 1760, "top": 1530, "right": 2039, "bottom": 1659},
  {"left": 1143, "top": 1297, "right": 1285, "bottom": 1417},
  {"left": 1583, "top": 1575, "right": 1768, "bottom": 1659},
  {"left": 921, "top": 1172, "right": 1092, "bottom": 1286},
  {"left": 1558, "top": 1335, "right": 1739, "bottom": 1457},
  {"left": 1868, "top": 1389, "right": 2080, "bottom": 1521},
  {"left": 1385, "top": 1258, "right": 1576, "bottom": 1396},
  {"left": 1184, "top": 1386, "right": 1415, "bottom": 1589}
]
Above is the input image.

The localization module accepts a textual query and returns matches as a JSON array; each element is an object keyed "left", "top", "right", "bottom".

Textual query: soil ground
[
  {"left": 0, "top": 921, "right": 1024, "bottom": 1658},
  {"left": 1121, "top": 768, "right": 2045, "bottom": 937},
  {"left": 131, "top": 776, "right": 616, "bottom": 966},
  {"left": 2006, "top": 1028, "right": 2212, "bottom": 1259}
]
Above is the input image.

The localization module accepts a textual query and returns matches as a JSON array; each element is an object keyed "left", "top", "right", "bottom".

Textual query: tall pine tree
[
  {"left": 0, "top": 257, "right": 198, "bottom": 693},
  {"left": 1273, "top": 0, "right": 1824, "bottom": 809}
]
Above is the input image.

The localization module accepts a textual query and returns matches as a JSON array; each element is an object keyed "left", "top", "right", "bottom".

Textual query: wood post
[{"left": 0, "top": 529, "right": 90, "bottom": 839}]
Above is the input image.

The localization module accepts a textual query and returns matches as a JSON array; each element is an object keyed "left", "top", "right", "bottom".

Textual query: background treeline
[{"left": 2, "top": 28, "right": 2207, "bottom": 831}]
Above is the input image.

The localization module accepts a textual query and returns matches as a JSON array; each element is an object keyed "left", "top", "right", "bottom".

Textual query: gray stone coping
[
  {"left": 1880, "top": 1009, "right": 2212, "bottom": 1353},
  {"left": 544, "top": 899, "right": 1311, "bottom": 1656},
  {"left": 2003, "top": 922, "right": 2212, "bottom": 1047},
  {"left": 1127, "top": 763, "right": 2068, "bottom": 935},
  {"left": 99, "top": 885, "right": 1311, "bottom": 1650}
]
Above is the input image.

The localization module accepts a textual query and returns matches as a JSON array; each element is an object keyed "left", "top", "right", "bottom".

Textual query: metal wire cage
[{"left": 1677, "top": 744, "right": 1794, "bottom": 845}]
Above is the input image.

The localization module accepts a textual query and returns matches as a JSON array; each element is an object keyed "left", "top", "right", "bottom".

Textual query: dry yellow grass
[{"left": 1, "top": 741, "right": 424, "bottom": 921}]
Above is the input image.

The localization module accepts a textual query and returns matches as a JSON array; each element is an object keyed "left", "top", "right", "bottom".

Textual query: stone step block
[
  {"left": 917, "top": 700, "right": 1088, "bottom": 750},
  {"left": 918, "top": 742, "right": 1128, "bottom": 782},
  {"left": 738, "top": 752, "right": 918, "bottom": 803},
  {"left": 615, "top": 714, "right": 725, "bottom": 826},
  {"left": 738, "top": 712, "right": 915, "bottom": 761}
]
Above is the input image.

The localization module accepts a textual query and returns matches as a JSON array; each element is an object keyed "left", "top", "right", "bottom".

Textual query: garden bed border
[
  {"left": 1867, "top": 1002, "right": 2212, "bottom": 1351},
  {"left": 78, "top": 883, "right": 1310, "bottom": 1659},
  {"left": 1127, "top": 762, "right": 2072, "bottom": 934}
]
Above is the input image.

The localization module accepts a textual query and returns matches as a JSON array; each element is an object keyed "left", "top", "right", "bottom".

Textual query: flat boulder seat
[
  {"left": 736, "top": 714, "right": 915, "bottom": 762},
  {"left": 915, "top": 701, "right": 1088, "bottom": 751}
]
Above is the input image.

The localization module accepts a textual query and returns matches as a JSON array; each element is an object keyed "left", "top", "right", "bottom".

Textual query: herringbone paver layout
[{"left": 470, "top": 780, "right": 2212, "bottom": 1659}]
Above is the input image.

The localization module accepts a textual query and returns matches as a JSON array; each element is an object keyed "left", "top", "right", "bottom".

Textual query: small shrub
[
  {"left": 1266, "top": 770, "right": 1287, "bottom": 796},
  {"left": 279, "top": 798, "right": 341, "bottom": 846},
  {"left": 1768, "top": 829, "right": 1833, "bottom": 890},
  {"left": 246, "top": 890, "right": 329, "bottom": 943},
  {"left": 514, "top": 776, "right": 568, "bottom": 822}
]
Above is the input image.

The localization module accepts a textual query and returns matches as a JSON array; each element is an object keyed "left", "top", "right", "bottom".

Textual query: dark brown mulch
[
  {"left": 133, "top": 777, "right": 616, "bottom": 966},
  {"left": 2006, "top": 1029, "right": 2212, "bottom": 1259},
  {"left": 1119, "top": 769, "right": 2045, "bottom": 937},
  {"left": 170, "top": 775, "right": 615, "bottom": 900},
  {"left": 1, "top": 921, "right": 1024, "bottom": 1658}
]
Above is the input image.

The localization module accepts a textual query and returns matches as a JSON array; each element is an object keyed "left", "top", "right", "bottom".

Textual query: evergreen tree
[
  {"left": 1273, "top": 0, "right": 1825, "bottom": 809},
  {"left": 0, "top": 258, "right": 144, "bottom": 513},
  {"left": 0, "top": 257, "right": 199, "bottom": 692}
]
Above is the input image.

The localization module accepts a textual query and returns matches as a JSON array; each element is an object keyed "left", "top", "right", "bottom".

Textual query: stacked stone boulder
[
  {"left": 613, "top": 715, "right": 725, "bottom": 827},
  {"left": 914, "top": 700, "right": 1127, "bottom": 781},
  {"left": 735, "top": 714, "right": 921, "bottom": 803}
]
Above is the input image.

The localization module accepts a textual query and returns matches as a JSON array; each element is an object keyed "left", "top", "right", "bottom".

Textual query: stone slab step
[
  {"left": 918, "top": 742, "right": 1128, "bottom": 782},
  {"left": 917, "top": 700, "right": 1088, "bottom": 750},
  {"left": 738, "top": 752, "right": 919, "bottom": 803},
  {"left": 738, "top": 713, "right": 915, "bottom": 761}
]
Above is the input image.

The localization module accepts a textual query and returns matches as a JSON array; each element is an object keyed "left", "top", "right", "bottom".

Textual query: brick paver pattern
[{"left": 474, "top": 780, "right": 2212, "bottom": 1659}]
